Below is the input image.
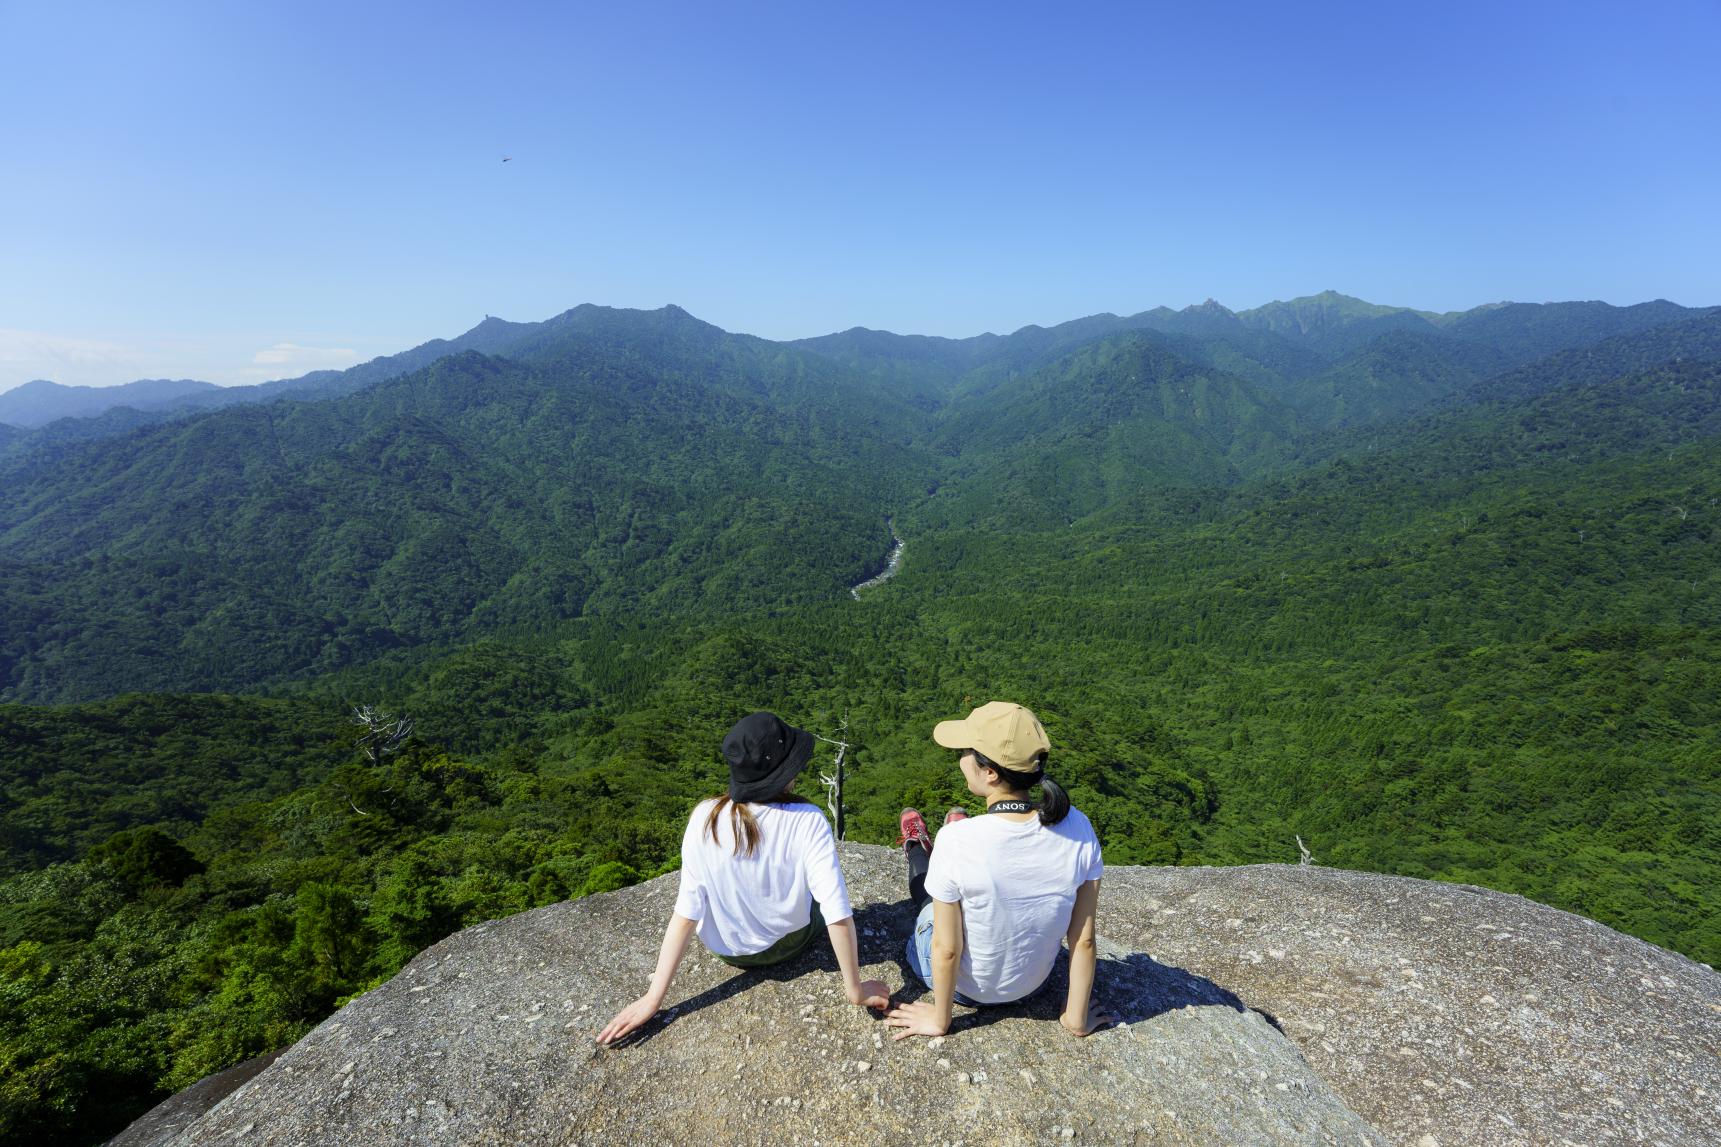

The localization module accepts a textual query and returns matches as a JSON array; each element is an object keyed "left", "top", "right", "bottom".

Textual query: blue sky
[{"left": 2, "top": 0, "right": 1717, "bottom": 389}]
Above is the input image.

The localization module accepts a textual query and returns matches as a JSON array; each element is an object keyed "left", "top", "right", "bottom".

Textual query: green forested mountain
[
  {"left": 790, "top": 311, "right": 1159, "bottom": 403},
  {"left": 0, "top": 321, "right": 935, "bottom": 702},
  {"left": 1461, "top": 308, "right": 1721, "bottom": 404},
  {"left": 0, "top": 694, "right": 346, "bottom": 874},
  {"left": 0, "top": 402, "right": 197, "bottom": 460},
  {"left": 779, "top": 326, "right": 975, "bottom": 411},
  {"left": 1225, "top": 291, "right": 1715, "bottom": 370},
  {"left": 7, "top": 295, "right": 1706, "bottom": 464},
  {"left": 0, "top": 303, "right": 870, "bottom": 458},
  {"left": 915, "top": 333, "right": 1301, "bottom": 529},
  {"left": 1149, "top": 326, "right": 1334, "bottom": 393},
  {"left": 790, "top": 301, "right": 1330, "bottom": 407},
  {"left": 788, "top": 294, "right": 1712, "bottom": 414},
  {"left": 0, "top": 307, "right": 676, "bottom": 436},
  {"left": 1441, "top": 297, "right": 1706, "bottom": 366},
  {"left": 1233, "top": 290, "right": 1447, "bottom": 357},
  {"left": 1266, "top": 328, "right": 1509, "bottom": 428},
  {"left": 2, "top": 295, "right": 1718, "bottom": 1145}
]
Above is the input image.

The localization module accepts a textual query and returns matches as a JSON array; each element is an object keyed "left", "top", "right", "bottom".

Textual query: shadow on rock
[
  {"left": 609, "top": 894, "right": 1250, "bottom": 1047},
  {"left": 1099, "top": 950, "right": 1249, "bottom": 1023},
  {"left": 888, "top": 927, "right": 1250, "bottom": 1035},
  {"left": 606, "top": 901, "right": 908, "bottom": 1048}
]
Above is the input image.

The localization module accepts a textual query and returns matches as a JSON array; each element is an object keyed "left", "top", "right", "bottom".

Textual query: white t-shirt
[
  {"left": 672, "top": 798, "right": 853, "bottom": 958},
  {"left": 923, "top": 807, "right": 1104, "bottom": 1004}
]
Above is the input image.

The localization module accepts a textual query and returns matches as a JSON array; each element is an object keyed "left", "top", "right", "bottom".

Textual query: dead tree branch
[
  {"left": 336, "top": 705, "right": 416, "bottom": 816},
  {"left": 352, "top": 705, "right": 414, "bottom": 765},
  {"left": 814, "top": 714, "right": 852, "bottom": 841}
]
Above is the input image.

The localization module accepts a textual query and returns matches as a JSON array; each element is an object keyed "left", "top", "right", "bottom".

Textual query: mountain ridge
[
  {"left": 0, "top": 378, "right": 222, "bottom": 427},
  {"left": 0, "top": 337, "right": 934, "bottom": 701},
  {"left": 11, "top": 295, "right": 1709, "bottom": 443},
  {"left": 7, "top": 302, "right": 1721, "bottom": 700}
]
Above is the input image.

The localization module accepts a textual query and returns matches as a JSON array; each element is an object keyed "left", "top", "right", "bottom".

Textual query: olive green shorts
[{"left": 716, "top": 902, "right": 826, "bottom": 968}]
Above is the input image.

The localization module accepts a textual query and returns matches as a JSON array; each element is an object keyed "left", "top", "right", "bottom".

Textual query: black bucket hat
[{"left": 723, "top": 712, "right": 815, "bottom": 803}]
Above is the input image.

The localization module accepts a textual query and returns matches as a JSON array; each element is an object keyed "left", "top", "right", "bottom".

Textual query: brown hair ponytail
[{"left": 703, "top": 791, "right": 815, "bottom": 857}]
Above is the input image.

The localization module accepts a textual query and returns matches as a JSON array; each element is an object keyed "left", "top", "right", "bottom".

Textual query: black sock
[{"left": 906, "top": 840, "right": 930, "bottom": 908}]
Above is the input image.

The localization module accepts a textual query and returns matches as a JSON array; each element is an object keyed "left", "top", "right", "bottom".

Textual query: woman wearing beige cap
[{"left": 884, "top": 701, "right": 1109, "bottom": 1040}]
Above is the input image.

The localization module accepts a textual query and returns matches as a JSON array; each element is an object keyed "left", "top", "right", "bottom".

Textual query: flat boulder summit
[{"left": 120, "top": 844, "right": 1720, "bottom": 1146}]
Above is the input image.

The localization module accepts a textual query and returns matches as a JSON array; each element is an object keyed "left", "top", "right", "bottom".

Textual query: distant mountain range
[
  {"left": 3, "top": 293, "right": 1708, "bottom": 441},
  {"left": 1, "top": 291, "right": 1718, "bottom": 701},
  {"left": 789, "top": 290, "right": 1705, "bottom": 389},
  {"left": 0, "top": 378, "right": 223, "bottom": 427}
]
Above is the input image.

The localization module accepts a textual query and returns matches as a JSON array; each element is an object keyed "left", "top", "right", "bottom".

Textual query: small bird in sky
[{"left": 502, "top": 156, "right": 512, "bottom": 162}]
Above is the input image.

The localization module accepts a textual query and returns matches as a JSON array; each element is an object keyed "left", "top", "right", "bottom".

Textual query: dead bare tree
[
  {"left": 1296, "top": 835, "right": 1315, "bottom": 867},
  {"left": 352, "top": 705, "right": 414, "bottom": 764},
  {"left": 814, "top": 714, "right": 852, "bottom": 841},
  {"left": 334, "top": 705, "right": 416, "bottom": 816}
]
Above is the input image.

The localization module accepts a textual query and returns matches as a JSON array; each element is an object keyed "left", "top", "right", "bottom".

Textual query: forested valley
[{"left": 2, "top": 292, "right": 1718, "bottom": 1144}]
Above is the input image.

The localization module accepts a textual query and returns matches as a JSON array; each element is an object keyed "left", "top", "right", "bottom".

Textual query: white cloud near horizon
[
  {"left": 238, "top": 342, "right": 362, "bottom": 381},
  {"left": 0, "top": 328, "right": 152, "bottom": 389},
  {"left": 250, "top": 342, "right": 360, "bottom": 367}
]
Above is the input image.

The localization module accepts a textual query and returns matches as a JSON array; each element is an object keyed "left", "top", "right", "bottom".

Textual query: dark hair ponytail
[
  {"left": 975, "top": 749, "right": 1070, "bottom": 826},
  {"left": 1035, "top": 772, "right": 1071, "bottom": 826}
]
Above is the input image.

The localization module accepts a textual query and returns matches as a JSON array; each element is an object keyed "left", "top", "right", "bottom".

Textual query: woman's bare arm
[
  {"left": 825, "top": 916, "right": 891, "bottom": 1009},
  {"left": 597, "top": 912, "right": 697, "bottom": 1044},
  {"left": 1060, "top": 879, "right": 1107, "bottom": 1036},
  {"left": 885, "top": 899, "right": 963, "bottom": 1039}
]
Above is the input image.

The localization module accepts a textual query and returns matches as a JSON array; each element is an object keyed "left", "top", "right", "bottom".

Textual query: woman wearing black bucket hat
[{"left": 598, "top": 712, "right": 889, "bottom": 1044}]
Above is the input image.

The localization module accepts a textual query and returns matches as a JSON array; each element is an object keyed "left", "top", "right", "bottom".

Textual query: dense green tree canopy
[{"left": 2, "top": 297, "right": 1718, "bottom": 1144}]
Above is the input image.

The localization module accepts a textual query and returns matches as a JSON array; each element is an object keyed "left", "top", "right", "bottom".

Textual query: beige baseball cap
[{"left": 932, "top": 701, "right": 1050, "bottom": 770}]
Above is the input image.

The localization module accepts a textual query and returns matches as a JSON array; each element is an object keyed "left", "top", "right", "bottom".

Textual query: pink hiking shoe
[
  {"left": 897, "top": 808, "right": 933, "bottom": 854},
  {"left": 944, "top": 807, "right": 970, "bottom": 826}
]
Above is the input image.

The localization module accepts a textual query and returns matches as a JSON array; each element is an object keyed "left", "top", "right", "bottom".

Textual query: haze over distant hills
[{"left": 0, "top": 378, "right": 222, "bottom": 427}]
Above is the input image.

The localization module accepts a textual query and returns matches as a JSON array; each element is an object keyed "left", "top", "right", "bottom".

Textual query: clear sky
[{"left": 2, "top": 0, "right": 1717, "bottom": 389}]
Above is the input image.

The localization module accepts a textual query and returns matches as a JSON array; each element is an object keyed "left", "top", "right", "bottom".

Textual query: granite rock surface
[{"left": 120, "top": 845, "right": 1719, "bottom": 1146}]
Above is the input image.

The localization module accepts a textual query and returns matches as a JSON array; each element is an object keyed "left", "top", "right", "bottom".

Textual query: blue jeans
[{"left": 903, "top": 900, "right": 982, "bottom": 1007}]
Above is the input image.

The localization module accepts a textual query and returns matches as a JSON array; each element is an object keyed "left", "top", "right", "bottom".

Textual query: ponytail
[
  {"left": 705, "top": 796, "right": 762, "bottom": 857},
  {"left": 1035, "top": 772, "right": 1070, "bottom": 826},
  {"left": 975, "top": 749, "right": 1070, "bottom": 826},
  {"left": 703, "top": 790, "right": 815, "bottom": 857}
]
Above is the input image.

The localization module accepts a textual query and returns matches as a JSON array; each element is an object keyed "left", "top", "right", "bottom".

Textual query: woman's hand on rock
[
  {"left": 884, "top": 999, "right": 949, "bottom": 1040},
  {"left": 849, "top": 979, "right": 892, "bottom": 1010},
  {"left": 1059, "top": 1002, "right": 1117, "bottom": 1037},
  {"left": 596, "top": 995, "right": 659, "bottom": 1045}
]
